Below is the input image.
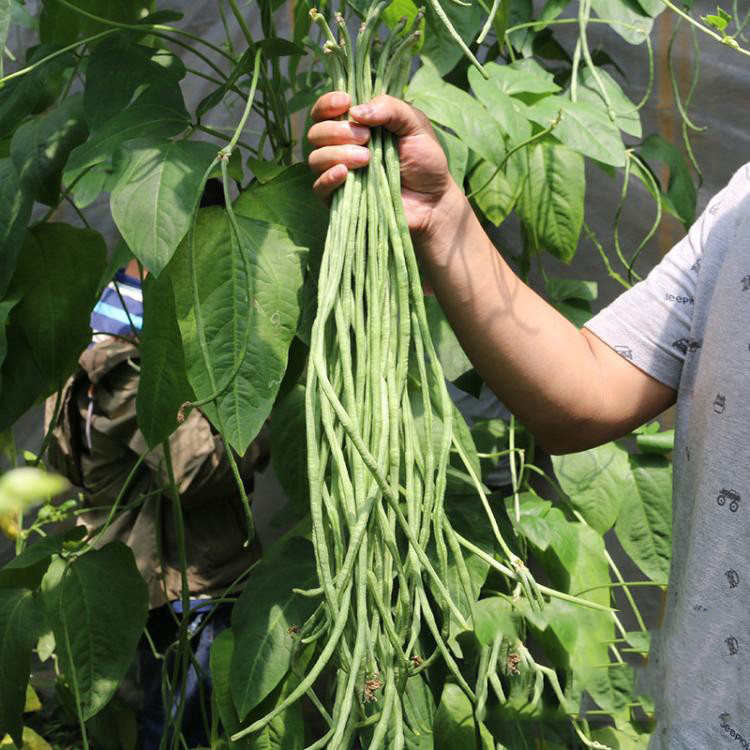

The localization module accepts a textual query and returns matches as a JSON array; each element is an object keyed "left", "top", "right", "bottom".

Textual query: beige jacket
[{"left": 46, "top": 337, "right": 268, "bottom": 608}]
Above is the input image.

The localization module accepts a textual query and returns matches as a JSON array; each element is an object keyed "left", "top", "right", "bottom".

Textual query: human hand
[{"left": 307, "top": 92, "right": 459, "bottom": 236}]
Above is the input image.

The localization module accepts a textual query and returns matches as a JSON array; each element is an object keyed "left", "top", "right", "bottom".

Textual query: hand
[{"left": 307, "top": 92, "right": 458, "bottom": 236}]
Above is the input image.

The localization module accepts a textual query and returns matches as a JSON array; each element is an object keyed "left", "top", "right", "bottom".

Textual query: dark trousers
[{"left": 137, "top": 602, "right": 232, "bottom": 750}]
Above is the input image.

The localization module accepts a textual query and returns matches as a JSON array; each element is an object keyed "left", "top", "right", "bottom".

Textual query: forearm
[{"left": 415, "top": 183, "right": 624, "bottom": 453}]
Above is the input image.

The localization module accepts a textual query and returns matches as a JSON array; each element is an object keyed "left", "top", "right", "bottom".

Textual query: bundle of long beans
[{"left": 233, "top": 6, "right": 612, "bottom": 748}]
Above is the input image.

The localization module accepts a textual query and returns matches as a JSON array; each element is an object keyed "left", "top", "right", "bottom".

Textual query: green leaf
[
  {"left": 513, "top": 141, "right": 585, "bottom": 262},
  {"left": 0, "top": 158, "right": 33, "bottom": 298},
  {"left": 41, "top": 543, "right": 149, "bottom": 720},
  {"left": 10, "top": 94, "right": 89, "bottom": 206},
  {"left": 84, "top": 35, "right": 185, "bottom": 130},
  {"left": 12, "top": 223, "right": 106, "bottom": 389},
  {"left": 258, "top": 36, "right": 306, "bottom": 57},
  {"left": 0, "top": 291, "right": 21, "bottom": 381},
  {"left": 168, "top": 208, "right": 307, "bottom": 455},
  {"left": 636, "top": 134, "right": 697, "bottom": 227},
  {"left": 433, "top": 127, "right": 469, "bottom": 187},
  {"left": 469, "top": 160, "right": 521, "bottom": 226},
  {"left": 0, "top": 589, "right": 45, "bottom": 746},
  {"left": 110, "top": 138, "right": 218, "bottom": 276},
  {"left": 0, "top": 0, "right": 11, "bottom": 78},
  {"left": 408, "top": 62, "right": 506, "bottom": 166},
  {"left": 270, "top": 384, "right": 308, "bottom": 513},
  {"left": 400, "top": 675, "right": 435, "bottom": 748},
  {"left": 475, "top": 58, "right": 561, "bottom": 96},
  {"left": 473, "top": 596, "right": 520, "bottom": 646},
  {"left": 425, "top": 296, "right": 472, "bottom": 382},
  {"left": 590, "top": 0, "right": 653, "bottom": 44},
  {"left": 230, "top": 538, "right": 317, "bottom": 720},
  {"left": 136, "top": 272, "right": 194, "bottom": 448},
  {"left": 468, "top": 65, "right": 533, "bottom": 145},
  {"left": 527, "top": 96, "right": 627, "bottom": 167},
  {"left": 66, "top": 82, "right": 189, "bottom": 173},
  {"left": 0, "top": 47, "right": 75, "bottom": 138},
  {"left": 552, "top": 442, "right": 630, "bottom": 534},
  {"left": 434, "top": 683, "right": 494, "bottom": 749},
  {"left": 614, "top": 454, "right": 672, "bottom": 582},
  {"left": 636, "top": 429, "right": 674, "bottom": 454},
  {"left": 39, "top": 0, "right": 152, "bottom": 45},
  {"left": 421, "top": 0, "right": 483, "bottom": 75},
  {"left": 234, "top": 163, "right": 327, "bottom": 258},
  {"left": 701, "top": 12, "right": 728, "bottom": 31},
  {"left": 0, "top": 527, "right": 86, "bottom": 590},
  {"left": 579, "top": 67, "right": 642, "bottom": 138},
  {"left": 0, "top": 324, "right": 47, "bottom": 432}
]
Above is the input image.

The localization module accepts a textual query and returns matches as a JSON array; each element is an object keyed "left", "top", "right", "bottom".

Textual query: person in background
[
  {"left": 307, "top": 91, "right": 750, "bottom": 749},
  {"left": 45, "top": 182, "right": 269, "bottom": 749}
]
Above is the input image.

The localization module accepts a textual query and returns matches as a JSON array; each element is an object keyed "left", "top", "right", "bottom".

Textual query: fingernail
[
  {"left": 350, "top": 104, "right": 372, "bottom": 119},
  {"left": 350, "top": 124, "right": 369, "bottom": 140},
  {"left": 349, "top": 146, "right": 370, "bottom": 163},
  {"left": 331, "top": 92, "right": 349, "bottom": 108}
]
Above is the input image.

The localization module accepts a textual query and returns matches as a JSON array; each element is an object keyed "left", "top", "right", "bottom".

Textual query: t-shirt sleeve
[{"left": 583, "top": 168, "right": 747, "bottom": 390}]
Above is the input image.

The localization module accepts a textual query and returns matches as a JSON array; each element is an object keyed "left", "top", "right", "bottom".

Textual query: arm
[{"left": 308, "top": 93, "right": 676, "bottom": 454}]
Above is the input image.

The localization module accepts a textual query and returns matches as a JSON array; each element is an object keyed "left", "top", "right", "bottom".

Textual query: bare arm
[{"left": 308, "top": 93, "right": 676, "bottom": 454}]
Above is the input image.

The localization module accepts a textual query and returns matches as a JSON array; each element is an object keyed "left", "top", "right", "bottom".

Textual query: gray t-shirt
[{"left": 585, "top": 164, "right": 750, "bottom": 749}]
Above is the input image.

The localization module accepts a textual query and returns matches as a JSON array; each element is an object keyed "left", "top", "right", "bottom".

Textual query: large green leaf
[
  {"left": 552, "top": 442, "right": 630, "bottom": 534},
  {"left": 39, "top": 0, "right": 152, "bottom": 45},
  {"left": 614, "top": 454, "right": 672, "bottom": 582},
  {"left": 433, "top": 127, "right": 469, "bottom": 187},
  {"left": 526, "top": 96, "right": 627, "bottom": 167},
  {"left": 421, "top": 0, "right": 483, "bottom": 75},
  {"left": 468, "top": 159, "right": 521, "bottom": 227},
  {"left": 84, "top": 34, "right": 185, "bottom": 130},
  {"left": 590, "top": 0, "right": 653, "bottom": 44},
  {"left": 433, "top": 683, "right": 494, "bottom": 749},
  {"left": 66, "top": 82, "right": 189, "bottom": 173},
  {"left": 41, "top": 543, "right": 149, "bottom": 720},
  {"left": 0, "top": 291, "right": 20, "bottom": 384},
  {"left": 136, "top": 272, "right": 194, "bottom": 448},
  {"left": 213, "top": 628, "right": 308, "bottom": 750},
  {"left": 473, "top": 596, "right": 520, "bottom": 647},
  {"left": 468, "top": 64, "right": 535, "bottom": 144},
  {"left": 230, "top": 539, "right": 317, "bottom": 720},
  {"left": 168, "top": 208, "right": 307, "bottom": 455},
  {"left": 424, "top": 296, "right": 472, "bottom": 382},
  {"left": 270, "top": 384, "right": 308, "bottom": 513},
  {"left": 578, "top": 67, "right": 641, "bottom": 138},
  {"left": 10, "top": 94, "right": 89, "bottom": 206},
  {"left": 408, "top": 63, "right": 506, "bottom": 166},
  {"left": 234, "top": 164, "right": 327, "bottom": 259},
  {"left": 0, "top": 159, "right": 33, "bottom": 298},
  {"left": 12, "top": 223, "right": 106, "bottom": 389},
  {"left": 0, "top": 527, "right": 86, "bottom": 590},
  {"left": 0, "top": 589, "right": 45, "bottom": 746},
  {"left": 513, "top": 141, "right": 585, "bottom": 262},
  {"left": 0, "top": 324, "right": 47, "bottom": 432},
  {"left": 110, "top": 139, "right": 218, "bottom": 276},
  {"left": 0, "top": 48, "right": 75, "bottom": 138},
  {"left": 636, "top": 134, "right": 696, "bottom": 227},
  {"left": 0, "top": 0, "right": 10, "bottom": 78}
]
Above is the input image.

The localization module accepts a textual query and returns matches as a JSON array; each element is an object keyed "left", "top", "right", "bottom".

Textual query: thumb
[{"left": 349, "top": 95, "right": 431, "bottom": 138}]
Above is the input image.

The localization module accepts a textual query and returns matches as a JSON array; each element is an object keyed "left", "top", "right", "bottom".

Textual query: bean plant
[{"left": 0, "top": 0, "right": 743, "bottom": 748}]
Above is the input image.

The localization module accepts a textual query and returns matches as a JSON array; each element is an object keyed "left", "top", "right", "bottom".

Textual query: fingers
[
  {"left": 308, "top": 144, "right": 370, "bottom": 177},
  {"left": 308, "top": 120, "right": 370, "bottom": 148},
  {"left": 349, "top": 95, "right": 432, "bottom": 138},
  {"left": 313, "top": 164, "right": 348, "bottom": 200},
  {"left": 310, "top": 91, "right": 351, "bottom": 123}
]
